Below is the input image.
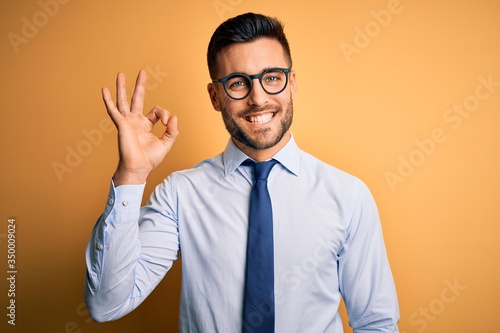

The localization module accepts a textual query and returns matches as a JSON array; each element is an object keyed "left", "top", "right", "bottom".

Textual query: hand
[{"left": 102, "top": 70, "right": 179, "bottom": 185}]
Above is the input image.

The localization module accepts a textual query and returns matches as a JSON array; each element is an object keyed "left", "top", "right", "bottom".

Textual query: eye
[
  {"left": 230, "top": 80, "right": 246, "bottom": 88},
  {"left": 263, "top": 71, "right": 284, "bottom": 85},
  {"left": 227, "top": 76, "right": 249, "bottom": 90}
]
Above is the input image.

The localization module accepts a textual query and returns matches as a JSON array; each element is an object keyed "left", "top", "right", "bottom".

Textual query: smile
[{"left": 245, "top": 112, "right": 276, "bottom": 125}]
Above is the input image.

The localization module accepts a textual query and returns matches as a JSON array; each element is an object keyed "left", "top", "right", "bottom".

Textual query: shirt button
[
  {"left": 122, "top": 200, "right": 129, "bottom": 206},
  {"left": 108, "top": 198, "right": 114, "bottom": 205},
  {"left": 97, "top": 243, "right": 103, "bottom": 250}
]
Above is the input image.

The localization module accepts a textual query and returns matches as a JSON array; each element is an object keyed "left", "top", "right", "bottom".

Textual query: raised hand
[{"left": 102, "top": 70, "right": 179, "bottom": 186}]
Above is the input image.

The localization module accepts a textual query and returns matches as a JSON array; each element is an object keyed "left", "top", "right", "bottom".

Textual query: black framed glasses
[{"left": 212, "top": 67, "right": 291, "bottom": 100}]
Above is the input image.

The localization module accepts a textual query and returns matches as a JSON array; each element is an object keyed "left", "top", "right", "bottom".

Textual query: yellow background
[{"left": 1, "top": 0, "right": 499, "bottom": 332}]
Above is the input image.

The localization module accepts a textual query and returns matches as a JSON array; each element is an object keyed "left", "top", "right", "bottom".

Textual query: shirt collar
[{"left": 222, "top": 133, "right": 300, "bottom": 177}]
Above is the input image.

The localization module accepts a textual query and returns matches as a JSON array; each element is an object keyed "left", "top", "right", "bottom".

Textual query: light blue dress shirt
[{"left": 85, "top": 135, "right": 400, "bottom": 332}]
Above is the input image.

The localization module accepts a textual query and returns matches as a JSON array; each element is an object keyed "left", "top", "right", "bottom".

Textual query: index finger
[{"left": 130, "top": 69, "right": 147, "bottom": 114}]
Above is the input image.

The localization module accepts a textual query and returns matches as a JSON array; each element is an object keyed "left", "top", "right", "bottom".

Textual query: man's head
[
  {"left": 207, "top": 12, "right": 292, "bottom": 80},
  {"left": 206, "top": 13, "right": 297, "bottom": 161}
]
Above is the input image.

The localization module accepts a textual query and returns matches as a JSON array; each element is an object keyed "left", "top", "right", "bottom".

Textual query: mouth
[{"left": 245, "top": 112, "right": 277, "bottom": 125}]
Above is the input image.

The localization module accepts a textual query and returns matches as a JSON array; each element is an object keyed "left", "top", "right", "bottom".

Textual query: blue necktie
[{"left": 243, "top": 159, "right": 277, "bottom": 333}]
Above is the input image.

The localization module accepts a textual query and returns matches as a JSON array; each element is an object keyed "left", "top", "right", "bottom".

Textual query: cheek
[
  {"left": 221, "top": 99, "right": 245, "bottom": 116},
  {"left": 212, "top": 85, "right": 230, "bottom": 111},
  {"left": 275, "top": 95, "right": 291, "bottom": 109},
  {"left": 220, "top": 100, "right": 233, "bottom": 115}
]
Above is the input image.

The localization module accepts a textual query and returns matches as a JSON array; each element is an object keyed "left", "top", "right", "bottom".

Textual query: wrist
[{"left": 112, "top": 169, "right": 148, "bottom": 186}]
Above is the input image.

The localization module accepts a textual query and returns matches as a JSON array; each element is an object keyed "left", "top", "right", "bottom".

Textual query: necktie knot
[{"left": 253, "top": 159, "right": 277, "bottom": 181}]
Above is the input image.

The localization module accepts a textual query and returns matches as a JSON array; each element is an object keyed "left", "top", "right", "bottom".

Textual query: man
[{"left": 84, "top": 12, "right": 400, "bottom": 332}]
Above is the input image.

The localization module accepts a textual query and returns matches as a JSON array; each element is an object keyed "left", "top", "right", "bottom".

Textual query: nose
[{"left": 246, "top": 78, "right": 269, "bottom": 107}]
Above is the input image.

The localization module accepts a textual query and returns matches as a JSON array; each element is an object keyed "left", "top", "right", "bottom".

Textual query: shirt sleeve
[
  {"left": 84, "top": 178, "right": 180, "bottom": 322},
  {"left": 338, "top": 179, "right": 400, "bottom": 332}
]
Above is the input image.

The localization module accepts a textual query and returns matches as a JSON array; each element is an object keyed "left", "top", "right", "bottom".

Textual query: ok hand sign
[{"left": 102, "top": 70, "right": 179, "bottom": 185}]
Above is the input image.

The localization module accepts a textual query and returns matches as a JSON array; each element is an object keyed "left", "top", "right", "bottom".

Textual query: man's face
[{"left": 208, "top": 38, "right": 297, "bottom": 154}]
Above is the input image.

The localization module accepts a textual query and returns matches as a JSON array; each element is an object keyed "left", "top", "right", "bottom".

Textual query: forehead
[{"left": 217, "top": 38, "right": 288, "bottom": 76}]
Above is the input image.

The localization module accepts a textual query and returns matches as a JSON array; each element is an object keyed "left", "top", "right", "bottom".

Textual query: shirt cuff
[{"left": 103, "top": 179, "right": 146, "bottom": 223}]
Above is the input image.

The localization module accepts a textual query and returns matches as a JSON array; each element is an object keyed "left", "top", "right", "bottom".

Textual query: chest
[{"left": 176, "top": 172, "right": 348, "bottom": 273}]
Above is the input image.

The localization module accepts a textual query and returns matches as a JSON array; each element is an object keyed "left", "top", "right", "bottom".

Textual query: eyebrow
[{"left": 229, "top": 67, "right": 277, "bottom": 76}]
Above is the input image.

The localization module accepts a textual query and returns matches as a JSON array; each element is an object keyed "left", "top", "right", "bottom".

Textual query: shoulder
[
  {"left": 299, "top": 150, "right": 358, "bottom": 182},
  {"left": 297, "top": 149, "right": 374, "bottom": 200},
  {"left": 165, "top": 153, "right": 225, "bottom": 184},
  {"left": 150, "top": 153, "right": 224, "bottom": 201}
]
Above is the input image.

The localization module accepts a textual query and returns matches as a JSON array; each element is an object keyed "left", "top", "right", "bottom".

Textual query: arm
[
  {"left": 84, "top": 70, "right": 179, "bottom": 321},
  {"left": 338, "top": 180, "right": 400, "bottom": 332},
  {"left": 84, "top": 180, "right": 180, "bottom": 322}
]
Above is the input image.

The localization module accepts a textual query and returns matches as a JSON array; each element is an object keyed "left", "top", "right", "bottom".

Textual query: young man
[{"left": 85, "top": 12, "right": 400, "bottom": 332}]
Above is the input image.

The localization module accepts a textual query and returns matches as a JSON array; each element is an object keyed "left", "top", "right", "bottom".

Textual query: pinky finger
[{"left": 102, "top": 87, "right": 122, "bottom": 125}]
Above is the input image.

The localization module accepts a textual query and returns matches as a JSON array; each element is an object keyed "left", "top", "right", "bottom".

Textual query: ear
[
  {"left": 207, "top": 82, "right": 222, "bottom": 111},
  {"left": 289, "top": 70, "right": 298, "bottom": 100}
]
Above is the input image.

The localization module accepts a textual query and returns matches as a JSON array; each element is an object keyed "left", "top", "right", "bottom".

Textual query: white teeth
[{"left": 248, "top": 113, "right": 273, "bottom": 124}]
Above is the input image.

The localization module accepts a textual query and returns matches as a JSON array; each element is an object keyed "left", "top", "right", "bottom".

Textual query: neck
[{"left": 233, "top": 132, "right": 291, "bottom": 162}]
